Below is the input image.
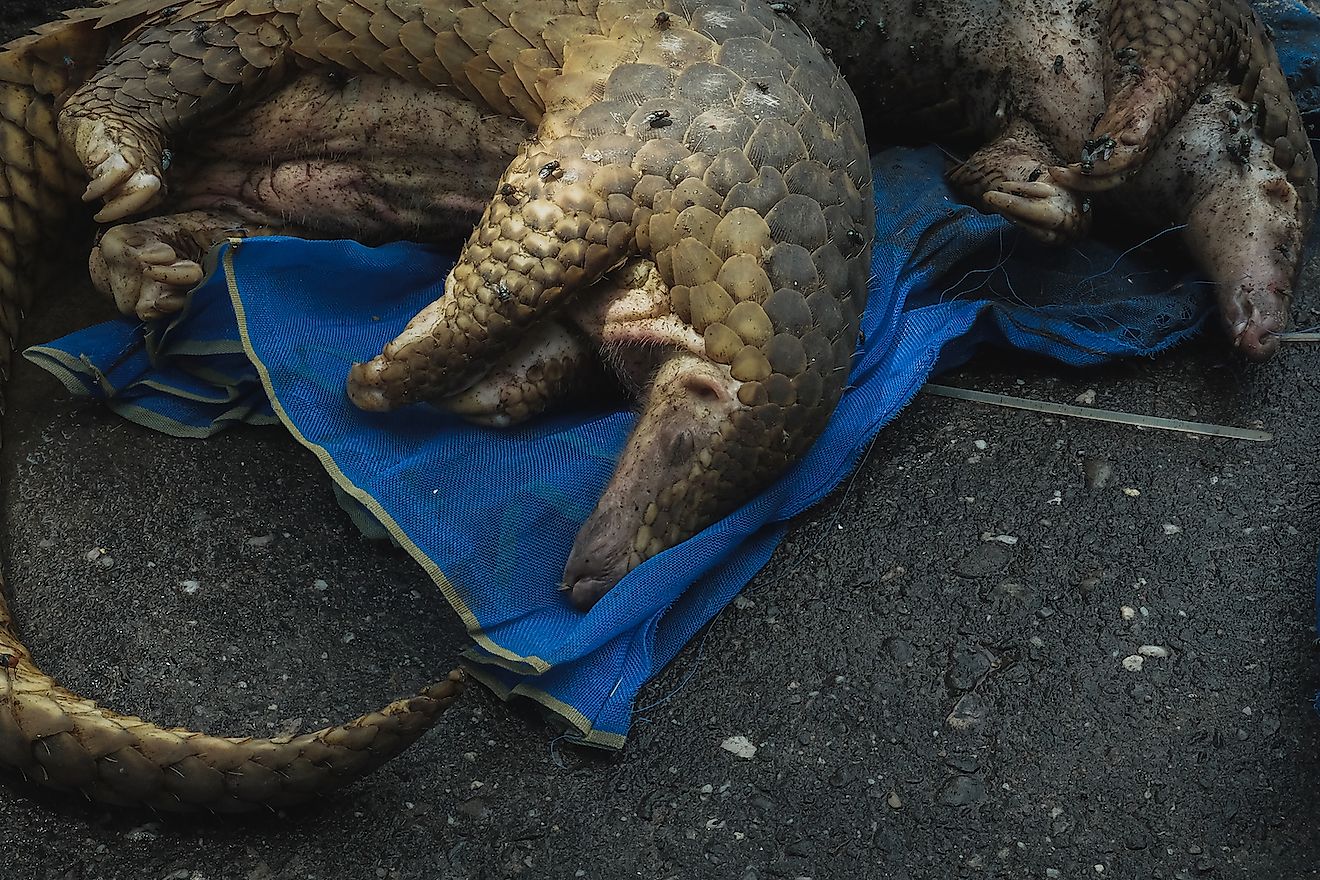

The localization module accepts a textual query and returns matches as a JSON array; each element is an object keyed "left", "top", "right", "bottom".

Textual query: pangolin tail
[{"left": 0, "top": 11, "right": 462, "bottom": 813}]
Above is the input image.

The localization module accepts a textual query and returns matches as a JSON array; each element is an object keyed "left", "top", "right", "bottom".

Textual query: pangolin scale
[{"left": 0, "top": 0, "right": 1312, "bottom": 811}]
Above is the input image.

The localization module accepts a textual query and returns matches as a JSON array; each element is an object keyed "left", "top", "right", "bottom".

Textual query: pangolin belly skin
[{"left": 0, "top": 0, "right": 1312, "bottom": 812}]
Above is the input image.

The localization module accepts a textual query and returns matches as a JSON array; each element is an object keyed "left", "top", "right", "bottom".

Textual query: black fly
[{"left": 1227, "top": 134, "right": 1252, "bottom": 165}]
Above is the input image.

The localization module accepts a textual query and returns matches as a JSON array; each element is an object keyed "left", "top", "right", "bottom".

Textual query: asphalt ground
[{"left": 1, "top": 4, "right": 1319, "bottom": 879}]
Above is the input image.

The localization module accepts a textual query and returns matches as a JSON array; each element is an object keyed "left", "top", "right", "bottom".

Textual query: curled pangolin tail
[{"left": 0, "top": 12, "right": 462, "bottom": 813}]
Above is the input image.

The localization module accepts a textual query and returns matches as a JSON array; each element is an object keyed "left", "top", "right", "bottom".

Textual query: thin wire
[{"left": 1073, "top": 223, "right": 1189, "bottom": 286}]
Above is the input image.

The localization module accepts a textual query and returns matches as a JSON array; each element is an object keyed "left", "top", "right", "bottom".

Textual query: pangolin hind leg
[
  {"left": 51, "top": 0, "right": 632, "bottom": 413},
  {"left": 1053, "top": 0, "right": 1310, "bottom": 198},
  {"left": 948, "top": 119, "right": 1091, "bottom": 246},
  {"left": 89, "top": 209, "right": 293, "bottom": 320}
]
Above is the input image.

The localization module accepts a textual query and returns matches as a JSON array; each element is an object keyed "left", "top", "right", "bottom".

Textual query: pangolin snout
[
  {"left": 563, "top": 507, "right": 634, "bottom": 610},
  {"left": 561, "top": 354, "right": 748, "bottom": 610}
]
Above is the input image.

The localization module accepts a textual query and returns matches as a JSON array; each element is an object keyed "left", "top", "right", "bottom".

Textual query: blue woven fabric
[{"left": 25, "top": 1, "right": 1320, "bottom": 744}]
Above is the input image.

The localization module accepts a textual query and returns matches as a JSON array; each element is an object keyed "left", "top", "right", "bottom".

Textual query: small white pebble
[
  {"left": 341, "top": 632, "right": 355, "bottom": 644},
  {"left": 1122, "top": 655, "right": 1145, "bottom": 672},
  {"left": 720, "top": 735, "right": 757, "bottom": 759},
  {"left": 124, "top": 823, "right": 161, "bottom": 842},
  {"left": 1138, "top": 645, "right": 1169, "bottom": 658},
  {"left": 179, "top": 580, "right": 200, "bottom": 594},
  {"left": 973, "top": 439, "right": 988, "bottom": 450},
  {"left": 732, "top": 595, "right": 755, "bottom": 610},
  {"left": 313, "top": 579, "right": 328, "bottom": 591},
  {"left": 1163, "top": 524, "right": 1182, "bottom": 535},
  {"left": 1120, "top": 605, "right": 1137, "bottom": 620},
  {"left": 1075, "top": 389, "right": 1096, "bottom": 405},
  {"left": 1122, "top": 487, "right": 1140, "bottom": 497}
]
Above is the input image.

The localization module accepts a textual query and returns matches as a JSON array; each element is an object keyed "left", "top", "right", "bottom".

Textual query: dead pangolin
[{"left": 0, "top": 0, "right": 1311, "bottom": 811}]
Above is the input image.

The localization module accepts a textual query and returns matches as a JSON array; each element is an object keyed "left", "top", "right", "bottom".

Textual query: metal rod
[{"left": 922, "top": 384, "right": 1273, "bottom": 442}]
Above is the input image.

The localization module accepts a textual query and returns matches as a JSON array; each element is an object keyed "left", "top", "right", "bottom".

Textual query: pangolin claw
[
  {"left": 82, "top": 151, "right": 137, "bottom": 202},
  {"left": 70, "top": 118, "right": 166, "bottom": 221},
  {"left": 982, "top": 179, "right": 1086, "bottom": 245},
  {"left": 92, "top": 169, "right": 165, "bottom": 223},
  {"left": 1048, "top": 161, "right": 1128, "bottom": 192}
]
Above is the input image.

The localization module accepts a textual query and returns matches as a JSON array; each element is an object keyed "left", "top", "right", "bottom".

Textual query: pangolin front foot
[
  {"left": 61, "top": 116, "right": 165, "bottom": 222},
  {"left": 949, "top": 121, "right": 1090, "bottom": 245},
  {"left": 1052, "top": 0, "right": 1258, "bottom": 191},
  {"left": 344, "top": 135, "right": 642, "bottom": 411}
]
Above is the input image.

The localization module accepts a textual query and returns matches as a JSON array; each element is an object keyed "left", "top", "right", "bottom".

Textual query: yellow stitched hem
[{"left": 221, "top": 242, "right": 551, "bottom": 674}]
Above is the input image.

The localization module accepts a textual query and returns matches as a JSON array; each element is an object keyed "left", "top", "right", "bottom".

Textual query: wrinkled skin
[{"left": 0, "top": 0, "right": 1311, "bottom": 810}]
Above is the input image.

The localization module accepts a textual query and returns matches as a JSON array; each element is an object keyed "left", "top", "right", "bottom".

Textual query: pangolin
[{"left": 0, "top": 0, "right": 1311, "bottom": 811}]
